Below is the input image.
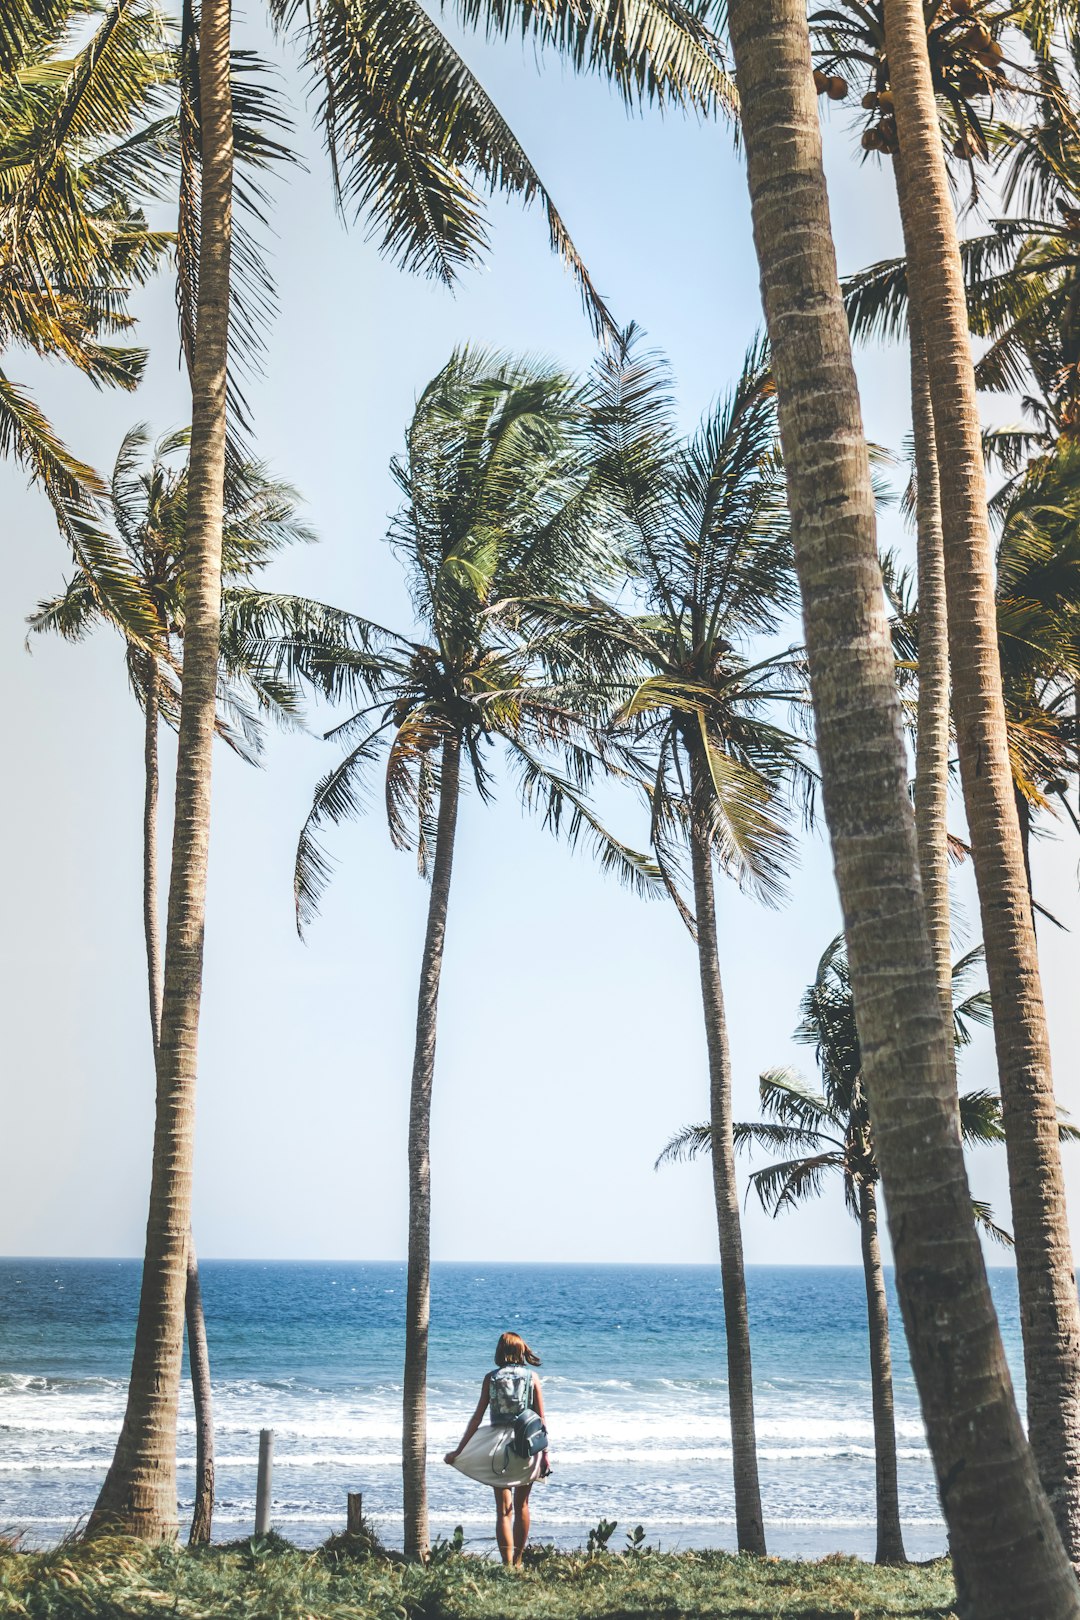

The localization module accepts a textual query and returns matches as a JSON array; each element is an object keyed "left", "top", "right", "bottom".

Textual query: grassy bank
[{"left": 0, "top": 1536, "right": 956, "bottom": 1620}]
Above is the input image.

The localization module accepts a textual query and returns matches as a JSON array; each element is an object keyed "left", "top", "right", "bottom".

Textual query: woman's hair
[{"left": 495, "top": 1331, "right": 541, "bottom": 1367}]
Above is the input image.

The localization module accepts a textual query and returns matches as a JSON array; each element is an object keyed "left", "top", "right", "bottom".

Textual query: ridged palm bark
[
  {"left": 906, "top": 313, "right": 952, "bottom": 1015},
  {"left": 856, "top": 1176, "right": 905, "bottom": 1565},
  {"left": 86, "top": 0, "right": 233, "bottom": 1540},
  {"left": 143, "top": 660, "right": 164, "bottom": 1049},
  {"left": 687, "top": 744, "right": 765, "bottom": 1555},
  {"left": 142, "top": 660, "right": 216, "bottom": 1544},
  {"left": 723, "top": 0, "right": 1080, "bottom": 1610},
  {"left": 884, "top": 0, "right": 1080, "bottom": 1562},
  {"left": 185, "top": 1242, "right": 215, "bottom": 1544},
  {"left": 403, "top": 734, "right": 462, "bottom": 1562}
]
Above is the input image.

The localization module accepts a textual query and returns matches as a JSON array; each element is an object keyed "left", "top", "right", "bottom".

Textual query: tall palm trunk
[
  {"left": 686, "top": 744, "right": 765, "bottom": 1555},
  {"left": 403, "top": 733, "right": 462, "bottom": 1561},
  {"left": 185, "top": 1241, "right": 215, "bottom": 1545},
  {"left": 723, "top": 0, "right": 1080, "bottom": 1610},
  {"left": 907, "top": 315, "right": 952, "bottom": 1015},
  {"left": 885, "top": 0, "right": 1080, "bottom": 1560},
  {"left": 857, "top": 1177, "right": 905, "bottom": 1565},
  {"left": 86, "top": 0, "right": 234, "bottom": 1540},
  {"left": 1015, "top": 787, "right": 1034, "bottom": 903},
  {"left": 143, "top": 662, "right": 217, "bottom": 1544},
  {"left": 143, "top": 660, "right": 164, "bottom": 1049}
]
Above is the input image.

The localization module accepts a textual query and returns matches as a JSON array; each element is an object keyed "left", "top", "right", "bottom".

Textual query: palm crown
[
  {"left": 291, "top": 347, "right": 662, "bottom": 927},
  {"left": 532, "top": 334, "right": 811, "bottom": 920},
  {"left": 0, "top": 0, "right": 173, "bottom": 586},
  {"left": 658, "top": 935, "right": 1011, "bottom": 1237},
  {"left": 26, "top": 423, "right": 350, "bottom": 755}
]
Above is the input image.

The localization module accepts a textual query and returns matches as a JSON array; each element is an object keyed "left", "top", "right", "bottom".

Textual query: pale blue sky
[{"left": 3, "top": 11, "right": 1079, "bottom": 1265}]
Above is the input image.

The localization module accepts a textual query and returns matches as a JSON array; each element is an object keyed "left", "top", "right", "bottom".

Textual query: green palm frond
[
  {"left": 177, "top": 3, "right": 298, "bottom": 439},
  {"left": 758, "top": 1065, "right": 838, "bottom": 1134},
  {"left": 385, "top": 707, "right": 452, "bottom": 861},
  {"left": 298, "top": 351, "right": 636, "bottom": 914},
  {"left": 0, "top": 0, "right": 71, "bottom": 74},
  {"left": 654, "top": 1121, "right": 712, "bottom": 1169},
  {"left": 957, "top": 1088, "right": 1007, "bottom": 1144},
  {"left": 1, "top": 0, "right": 171, "bottom": 274},
  {"left": 1, "top": 370, "right": 164, "bottom": 648},
  {"left": 448, "top": 0, "right": 735, "bottom": 116},
  {"left": 295, "top": 720, "right": 395, "bottom": 930},
  {"left": 747, "top": 1150, "right": 846, "bottom": 1217},
  {"left": 30, "top": 426, "right": 330, "bottom": 811},
  {"left": 507, "top": 738, "right": 663, "bottom": 898},
  {"left": 732, "top": 1119, "right": 838, "bottom": 1156},
  {"left": 26, "top": 574, "right": 99, "bottom": 643},
  {"left": 693, "top": 718, "right": 798, "bottom": 906},
  {"left": 277, "top": 0, "right": 614, "bottom": 335},
  {"left": 971, "top": 1197, "right": 1014, "bottom": 1247}
]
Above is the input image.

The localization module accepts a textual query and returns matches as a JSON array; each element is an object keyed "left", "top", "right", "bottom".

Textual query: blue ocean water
[{"left": 0, "top": 1260, "right": 1024, "bottom": 1559}]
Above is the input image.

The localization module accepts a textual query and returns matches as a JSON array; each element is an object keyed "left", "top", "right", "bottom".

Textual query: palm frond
[
  {"left": 654, "top": 1121, "right": 712, "bottom": 1169},
  {"left": 295, "top": 720, "right": 394, "bottom": 931},
  {"left": 507, "top": 738, "right": 663, "bottom": 898},
  {"left": 971, "top": 1197, "right": 1014, "bottom": 1247},
  {"left": 282, "top": 0, "right": 615, "bottom": 336}
]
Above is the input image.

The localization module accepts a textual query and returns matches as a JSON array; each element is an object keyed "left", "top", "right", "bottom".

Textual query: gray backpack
[{"left": 489, "top": 1365, "right": 532, "bottom": 1425}]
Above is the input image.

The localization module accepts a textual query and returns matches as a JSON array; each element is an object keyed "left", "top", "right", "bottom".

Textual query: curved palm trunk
[
  {"left": 885, "top": 0, "right": 1080, "bottom": 1561},
  {"left": 687, "top": 746, "right": 766, "bottom": 1556},
  {"left": 857, "top": 1179, "right": 906, "bottom": 1565},
  {"left": 906, "top": 313, "right": 952, "bottom": 1015},
  {"left": 724, "top": 0, "right": 1080, "bottom": 1610},
  {"left": 143, "top": 661, "right": 163, "bottom": 1049},
  {"left": 1015, "top": 788, "right": 1034, "bottom": 904},
  {"left": 143, "top": 663, "right": 217, "bottom": 1545},
  {"left": 403, "top": 733, "right": 462, "bottom": 1562},
  {"left": 185, "top": 1242, "right": 215, "bottom": 1545},
  {"left": 86, "top": 0, "right": 233, "bottom": 1540}
]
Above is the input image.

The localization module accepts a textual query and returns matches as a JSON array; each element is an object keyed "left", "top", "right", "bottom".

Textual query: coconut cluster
[{"left": 811, "top": 0, "right": 1012, "bottom": 166}]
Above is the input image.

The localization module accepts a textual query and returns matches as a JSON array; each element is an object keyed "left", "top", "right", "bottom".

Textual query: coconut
[
  {"left": 813, "top": 68, "right": 830, "bottom": 94},
  {"left": 861, "top": 127, "right": 882, "bottom": 151},
  {"left": 878, "top": 90, "right": 895, "bottom": 111},
  {"left": 827, "top": 75, "right": 849, "bottom": 99},
  {"left": 861, "top": 90, "right": 878, "bottom": 109}
]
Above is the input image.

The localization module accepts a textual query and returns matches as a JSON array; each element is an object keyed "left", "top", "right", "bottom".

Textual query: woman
[{"left": 444, "top": 1331, "right": 550, "bottom": 1565}]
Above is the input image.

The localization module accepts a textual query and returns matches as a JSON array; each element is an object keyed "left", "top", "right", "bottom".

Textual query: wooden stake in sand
[
  {"left": 255, "top": 1429, "right": 273, "bottom": 1535},
  {"left": 347, "top": 1493, "right": 363, "bottom": 1535}
]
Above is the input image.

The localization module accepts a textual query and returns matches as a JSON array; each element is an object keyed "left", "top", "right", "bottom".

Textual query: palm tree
[
  {"left": 809, "top": 0, "right": 1037, "bottom": 1011},
  {"left": 532, "top": 335, "right": 813, "bottom": 1554},
  {"left": 658, "top": 940, "right": 1007, "bottom": 1566},
  {"left": 721, "top": 0, "right": 1079, "bottom": 1608},
  {"left": 289, "top": 350, "right": 658, "bottom": 1559},
  {"left": 28, "top": 425, "right": 343, "bottom": 1542},
  {"left": 812, "top": 1, "right": 1080, "bottom": 1553},
  {"left": 0, "top": 0, "right": 173, "bottom": 634},
  {"left": 85, "top": 0, "right": 739, "bottom": 1543}
]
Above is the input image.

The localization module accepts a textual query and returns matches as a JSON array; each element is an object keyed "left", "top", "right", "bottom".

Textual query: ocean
[{"left": 0, "top": 1259, "right": 1024, "bottom": 1560}]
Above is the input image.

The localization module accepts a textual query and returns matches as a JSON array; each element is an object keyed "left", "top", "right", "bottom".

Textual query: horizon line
[{"left": 0, "top": 1254, "right": 1021, "bottom": 1270}]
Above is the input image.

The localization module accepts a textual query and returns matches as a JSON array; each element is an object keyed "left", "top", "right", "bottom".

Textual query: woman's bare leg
[
  {"left": 494, "top": 1488, "right": 513, "bottom": 1563},
  {"left": 512, "top": 1485, "right": 532, "bottom": 1564}
]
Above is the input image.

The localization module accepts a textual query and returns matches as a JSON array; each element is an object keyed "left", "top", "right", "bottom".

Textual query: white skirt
[{"left": 451, "top": 1424, "right": 542, "bottom": 1489}]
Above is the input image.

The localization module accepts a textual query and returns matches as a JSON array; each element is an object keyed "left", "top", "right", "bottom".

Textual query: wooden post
[
  {"left": 255, "top": 1428, "right": 273, "bottom": 1535},
  {"left": 347, "top": 1492, "right": 363, "bottom": 1535}
]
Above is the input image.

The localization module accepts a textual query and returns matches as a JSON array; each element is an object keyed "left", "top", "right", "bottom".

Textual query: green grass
[{"left": 0, "top": 1537, "right": 957, "bottom": 1620}]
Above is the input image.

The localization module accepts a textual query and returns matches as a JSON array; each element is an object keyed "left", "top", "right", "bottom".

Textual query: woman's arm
[
  {"left": 530, "top": 1374, "right": 545, "bottom": 1425},
  {"left": 444, "top": 1373, "right": 491, "bottom": 1464}
]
